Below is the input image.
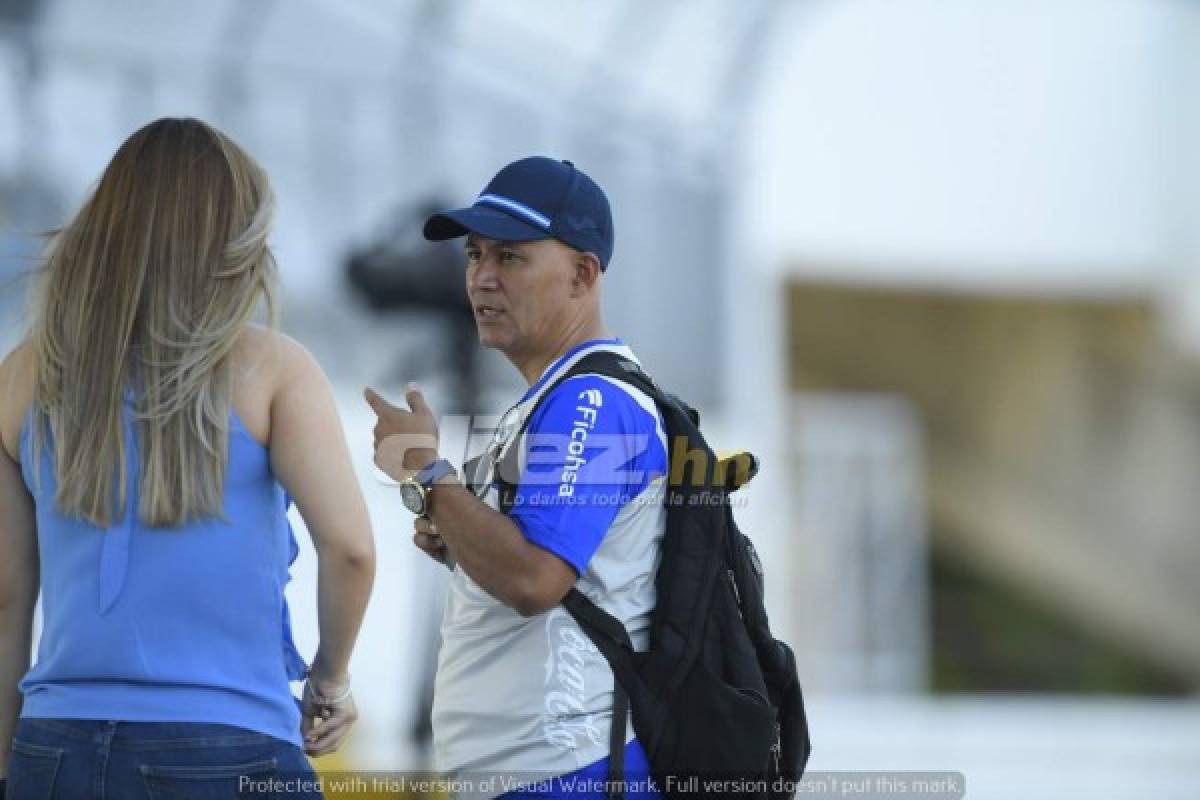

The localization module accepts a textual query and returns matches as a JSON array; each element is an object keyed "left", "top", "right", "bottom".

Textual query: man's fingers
[
  {"left": 414, "top": 531, "right": 444, "bottom": 551},
  {"left": 413, "top": 519, "right": 447, "bottom": 564},
  {"left": 363, "top": 387, "right": 398, "bottom": 418},
  {"left": 413, "top": 531, "right": 447, "bottom": 563},
  {"left": 405, "top": 383, "right": 430, "bottom": 415},
  {"left": 413, "top": 530, "right": 445, "bottom": 552}
]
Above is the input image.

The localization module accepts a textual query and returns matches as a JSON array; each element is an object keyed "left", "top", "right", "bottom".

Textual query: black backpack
[{"left": 482, "top": 350, "right": 812, "bottom": 799}]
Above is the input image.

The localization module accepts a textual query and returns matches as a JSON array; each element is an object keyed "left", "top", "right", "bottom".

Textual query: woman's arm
[
  {"left": 267, "top": 335, "right": 375, "bottom": 755},
  {"left": 0, "top": 350, "right": 38, "bottom": 779}
]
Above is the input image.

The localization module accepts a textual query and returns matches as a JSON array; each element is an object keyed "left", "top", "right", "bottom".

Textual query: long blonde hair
[{"left": 30, "top": 117, "right": 278, "bottom": 527}]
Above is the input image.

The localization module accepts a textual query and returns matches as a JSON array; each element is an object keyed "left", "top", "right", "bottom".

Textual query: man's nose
[{"left": 469, "top": 256, "right": 501, "bottom": 291}]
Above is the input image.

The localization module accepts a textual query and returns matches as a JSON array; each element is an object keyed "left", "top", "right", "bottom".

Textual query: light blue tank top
[{"left": 17, "top": 392, "right": 307, "bottom": 746}]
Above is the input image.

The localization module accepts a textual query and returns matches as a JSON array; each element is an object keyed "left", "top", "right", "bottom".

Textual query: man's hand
[
  {"left": 364, "top": 384, "right": 439, "bottom": 482},
  {"left": 413, "top": 516, "right": 449, "bottom": 566}
]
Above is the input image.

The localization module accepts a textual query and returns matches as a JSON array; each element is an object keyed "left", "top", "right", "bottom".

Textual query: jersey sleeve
[{"left": 508, "top": 374, "right": 668, "bottom": 575}]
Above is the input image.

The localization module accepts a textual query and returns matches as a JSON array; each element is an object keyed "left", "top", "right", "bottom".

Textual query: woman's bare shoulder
[
  {"left": 232, "top": 324, "right": 325, "bottom": 384},
  {"left": 231, "top": 324, "right": 330, "bottom": 444},
  {"left": 0, "top": 340, "right": 36, "bottom": 462}
]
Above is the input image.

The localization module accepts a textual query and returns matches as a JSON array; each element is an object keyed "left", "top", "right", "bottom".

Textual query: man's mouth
[{"left": 474, "top": 304, "right": 505, "bottom": 319}]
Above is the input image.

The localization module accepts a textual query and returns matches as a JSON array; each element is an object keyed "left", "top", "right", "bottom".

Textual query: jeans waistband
[{"left": 18, "top": 718, "right": 287, "bottom": 751}]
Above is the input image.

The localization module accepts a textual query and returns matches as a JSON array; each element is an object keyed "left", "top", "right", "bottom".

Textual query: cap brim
[{"left": 423, "top": 205, "right": 548, "bottom": 243}]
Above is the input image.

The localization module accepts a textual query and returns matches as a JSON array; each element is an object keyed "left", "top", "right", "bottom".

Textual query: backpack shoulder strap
[
  {"left": 493, "top": 350, "right": 668, "bottom": 511},
  {"left": 524, "top": 350, "right": 663, "bottom": 436}
]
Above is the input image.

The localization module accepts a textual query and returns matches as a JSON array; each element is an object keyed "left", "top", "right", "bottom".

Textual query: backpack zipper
[
  {"left": 771, "top": 721, "right": 782, "bottom": 774},
  {"left": 727, "top": 568, "right": 743, "bottom": 617}
]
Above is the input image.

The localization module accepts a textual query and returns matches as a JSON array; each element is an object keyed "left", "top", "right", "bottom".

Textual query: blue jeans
[{"left": 5, "top": 718, "right": 322, "bottom": 799}]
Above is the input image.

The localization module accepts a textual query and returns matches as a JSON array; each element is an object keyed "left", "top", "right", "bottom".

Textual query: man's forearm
[
  {"left": 427, "top": 481, "right": 549, "bottom": 612},
  {"left": 0, "top": 608, "right": 33, "bottom": 779}
]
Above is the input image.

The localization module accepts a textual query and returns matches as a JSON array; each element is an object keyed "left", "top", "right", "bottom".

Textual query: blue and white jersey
[{"left": 433, "top": 339, "right": 668, "bottom": 793}]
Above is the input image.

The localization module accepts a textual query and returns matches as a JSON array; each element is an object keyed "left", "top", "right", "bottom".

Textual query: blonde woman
[{"left": 0, "top": 118, "right": 374, "bottom": 798}]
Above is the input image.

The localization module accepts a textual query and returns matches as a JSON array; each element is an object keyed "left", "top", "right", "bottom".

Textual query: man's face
[{"left": 464, "top": 234, "right": 579, "bottom": 355}]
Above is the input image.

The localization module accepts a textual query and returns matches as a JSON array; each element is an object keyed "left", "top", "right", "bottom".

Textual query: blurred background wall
[{"left": 2, "top": 1, "right": 1198, "bottom": 797}]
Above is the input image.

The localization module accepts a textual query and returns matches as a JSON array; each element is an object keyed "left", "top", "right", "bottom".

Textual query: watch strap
[{"left": 414, "top": 457, "right": 457, "bottom": 489}]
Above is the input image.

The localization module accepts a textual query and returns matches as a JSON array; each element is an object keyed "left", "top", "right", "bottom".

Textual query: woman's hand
[{"left": 300, "top": 669, "right": 358, "bottom": 758}]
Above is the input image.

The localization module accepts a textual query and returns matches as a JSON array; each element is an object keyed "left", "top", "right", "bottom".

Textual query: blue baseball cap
[{"left": 423, "top": 156, "right": 614, "bottom": 270}]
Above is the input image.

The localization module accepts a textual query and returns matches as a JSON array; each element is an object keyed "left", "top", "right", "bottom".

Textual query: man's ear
[{"left": 570, "top": 251, "right": 602, "bottom": 295}]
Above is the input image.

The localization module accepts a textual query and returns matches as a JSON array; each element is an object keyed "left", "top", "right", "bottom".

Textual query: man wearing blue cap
[{"left": 365, "top": 157, "right": 666, "bottom": 799}]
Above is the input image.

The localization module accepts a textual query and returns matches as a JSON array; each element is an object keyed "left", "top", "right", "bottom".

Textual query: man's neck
[{"left": 512, "top": 319, "right": 611, "bottom": 387}]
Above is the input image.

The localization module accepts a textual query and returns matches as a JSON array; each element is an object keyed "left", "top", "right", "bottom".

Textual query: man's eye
[
  {"left": 500, "top": 250, "right": 520, "bottom": 262},
  {"left": 465, "top": 249, "right": 481, "bottom": 261}
]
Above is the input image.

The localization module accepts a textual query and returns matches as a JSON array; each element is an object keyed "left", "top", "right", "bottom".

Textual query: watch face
[{"left": 399, "top": 481, "right": 426, "bottom": 516}]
